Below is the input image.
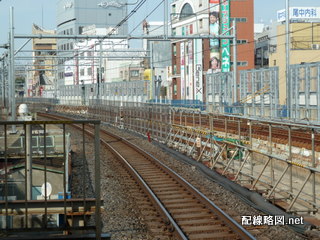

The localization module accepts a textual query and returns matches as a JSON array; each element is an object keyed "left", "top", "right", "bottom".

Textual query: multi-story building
[
  {"left": 56, "top": 0, "right": 128, "bottom": 86},
  {"left": 63, "top": 25, "right": 146, "bottom": 94},
  {"left": 64, "top": 27, "right": 129, "bottom": 86},
  {"left": 254, "top": 23, "right": 277, "bottom": 68},
  {"left": 269, "top": 7, "right": 320, "bottom": 105},
  {"left": 141, "top": 20, "right": 172, "bottom": 101},
  {"left": 170, "top": 0, "right": 254, "bottom": 102},
  {"left": 30, "top": 24, "right": 57, "bottom": 97}
]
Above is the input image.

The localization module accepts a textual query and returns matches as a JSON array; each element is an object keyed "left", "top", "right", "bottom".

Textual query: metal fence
[
  {"left": 58, "top": 80, "right": 150, "bottom": 105},
  {"left": 290, "top": 63, "right": 320, "bottom": 122},
  {"left": 4, "top": 62, "right": 320, "bottom": 124},
  {"left": 0, "top": 120, "right": 104, "bottom": 239},
  {"left": 239, "top": 67, "right": 279, "bottom": 118},
  {"left": 205, "top": 62, "right": 320, "bottom": 124},
  {"left": 206, "top": 72, "right": 234, "bottom": 114},
  {"left": 42, "top": 102, "right": 320, "bottom": 218}
]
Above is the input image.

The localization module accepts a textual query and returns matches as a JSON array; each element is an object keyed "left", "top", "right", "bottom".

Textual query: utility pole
[
  {"left": 286, "top": 0, "right": 290, "bottom": 118},
  {"left": 10, "top": 7, "right": 16, "bottom": 131},
  {"left": 233, "top": 20, "right": 237, "bottom": 104},
  {"left": 150, "top": 41, "right": 154, "bottom": 100},
  {"left": 1, "top": 59, "right": 5, "bottom": 107},
  {"left": 164, "top": 0, "right": 168, "bottom": 39},
  {"left": 98, "top": 40, "right": 103, "bottom": 100}
]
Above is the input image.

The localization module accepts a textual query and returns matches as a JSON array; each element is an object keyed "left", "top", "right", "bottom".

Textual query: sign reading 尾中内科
[{"left": 277, "top": 7, "right": 320, "bottom": 22}]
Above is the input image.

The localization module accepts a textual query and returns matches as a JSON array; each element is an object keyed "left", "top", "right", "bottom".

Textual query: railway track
[
  {"left": 40, "top": 113, "right": 255, "bottom": 240},
  {"left": 172, "top": 113, "right": 320, "bottom": 151},
  {"left": 48, "top": 104, "right": 320, "bottom": 150}
]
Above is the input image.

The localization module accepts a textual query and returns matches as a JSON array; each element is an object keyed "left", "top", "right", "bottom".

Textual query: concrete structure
[
  {"left": 269, "top": 22, "right": 320, "bottom": 105},
  {"left": 170, "top": 0, "right": 254, "bottom": 102},
  {"left": 56, "top": 0, "right": 128, "bottom": 86},
  {"left": 15, "top": 65, "right": 26, "bottom": 98},
  {"left": 254, "top": 23, "right": 277, "bottom": 69},
  {"left": 30, "top": 24, "right": 56, "bottom": 98},
  {"left": 64, "top": 27, "right": 130, "bottom": 86},
  {"left": 142, "top": 21, "right": 172, "bottom": 101},
  {"left": 62, "top": 25, "right": 146, "bottom": 102},
  {"left": 0, "top": 119, "right": 103, "bottom": 237}
]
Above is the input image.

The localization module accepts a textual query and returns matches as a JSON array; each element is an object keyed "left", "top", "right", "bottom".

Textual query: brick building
[{"left": 170, "top": 0, "right": 254, "bottom": 102}]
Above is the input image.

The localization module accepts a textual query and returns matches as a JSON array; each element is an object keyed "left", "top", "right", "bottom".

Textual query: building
[
  {"left": 15, "top": 65, "right": 26, "bottom": 98},
  {"left": 63, "top": 25, "right": 146, "bottom": 90},
  {"left": 170, "top": 0, "right": 254, "bottom": 102},
  {"left": 64, "top": 26, "right": 129, "bottom": 86},
  {"left": 269, "top": 6, "right": 320, "bottom": 105},
  {"left": 142, "top": 21, "right": 172, "bottom": 101},
  {"left": 30, "top": 24, "right": 57, "bottom": 98},
  {"left": 0, "top": 131, "right": 71, "bottom": 229},
  {"left": 254, "top": 23, "right": 277, "bottom": 68},
  {"left": 56, "top": 0, "right": 128, "bottom": 86}
]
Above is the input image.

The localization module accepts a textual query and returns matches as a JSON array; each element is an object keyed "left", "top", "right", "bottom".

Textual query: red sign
[
  {"left": 189, "top": 24, "right": 193, "bottom": 34},
  {"left": 210, "top": 0, "right": 219, "bottom": 3}
]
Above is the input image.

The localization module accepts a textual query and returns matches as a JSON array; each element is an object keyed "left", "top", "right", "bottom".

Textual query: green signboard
[{"left": 220, "top": 0, "right": 230, "bottom": 72}]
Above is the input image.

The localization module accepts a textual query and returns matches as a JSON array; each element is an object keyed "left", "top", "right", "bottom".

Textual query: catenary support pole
[
  {"left": 286, "top": 0, "right": 291, "bottom": 118},
  {"left": 164, "top": 0, "right": 168, "bottom": 39},
  {"left": 10, "top": 7, "right": 16, "bottom": 131},
  {"left": 233, "top": 20, "right": 237, "bottom": 104}
]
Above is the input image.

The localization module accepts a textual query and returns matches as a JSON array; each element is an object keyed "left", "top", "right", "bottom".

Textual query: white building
[{"left": 64, "top": 26, "right": 145, "bottom": 86}]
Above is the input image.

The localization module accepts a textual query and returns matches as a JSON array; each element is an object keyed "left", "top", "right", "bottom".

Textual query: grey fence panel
[
  {"left": 290, "top": 62, "right": 320, "bottom": 123},
  {"left": 239, "top": 67, "right": 279, "bottom": 119}
]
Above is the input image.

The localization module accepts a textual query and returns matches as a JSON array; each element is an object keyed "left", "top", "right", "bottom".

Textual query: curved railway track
[
  {"left": 49, "top": 104, "right": 320, "bottom": 150},
  {"left": 40, "top": 113, "right": 255, "bottom": 240},
  {"left": 172, "top": 114, "right": 320, "bottom": 151}
]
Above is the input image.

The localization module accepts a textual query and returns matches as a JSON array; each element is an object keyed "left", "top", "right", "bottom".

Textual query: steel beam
[
  {"left": 287, "top": 171, "right": 312, "bottom": 211},
  {"left": 14, "top": 34, "right": 235, "bottom": 40},
  {"left": 0, "top": 199, "right": 103, "bottom": 214}
]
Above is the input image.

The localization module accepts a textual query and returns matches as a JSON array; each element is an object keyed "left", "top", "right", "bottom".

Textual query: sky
[{"left": 0, "top": 0, "right": 320, "bottom": 54}]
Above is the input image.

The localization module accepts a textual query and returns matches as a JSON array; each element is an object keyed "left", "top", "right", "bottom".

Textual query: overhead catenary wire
[
  {"left": 129, "top": 0, "right": 164, "bottom": 35},
  {"left": 6, "top": 1, "right": 320, "bottom": 78}
]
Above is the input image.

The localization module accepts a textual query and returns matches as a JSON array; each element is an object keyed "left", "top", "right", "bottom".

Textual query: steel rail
[{"left": 40, "top": 112, "right": 255, "bottom": 240}]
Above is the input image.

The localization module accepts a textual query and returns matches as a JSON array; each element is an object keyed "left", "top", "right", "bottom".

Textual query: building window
[
  {"left": 199, "top": 19, "right": 203, "bottom": 29},
  {"left": 180, "top": 3, "right": 194, "bottom": 20},
  {"left": 173, "top": 44, "right": 177, "bottom": 56},
  {"left": 88, "top": 67, "right": 92, "bottom": 76},
  {"left": 173, "top": 65, "right": 177, "bottom": 74},
  {"left": 79, "top": 26, "right": 84, "bottom": 34},
  {"left": 230, "top": 17, "right": 247, "bottom": 22},
  {"left": 172, "top": 28, "right": 176, "bottom": 36},
  {"left": 172, "top": 4, "right": 176, "bottom": 14},
  {"left": 130, "top": 70, "right": 139, "bottom": 77},
  {"left": 80, "top": 69, "right": 85, "bottom": 76},
  {"left": 230, "top": 39, "right": 248, "bottom": 44},
  {"left": 182, "top": 26, "right": 185, "bottom": 36},
  {"left": 231, "top": 61, "right": 248, "bottom": 66}
]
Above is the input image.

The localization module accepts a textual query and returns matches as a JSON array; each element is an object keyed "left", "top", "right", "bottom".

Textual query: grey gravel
[{"left": 67, "top": 122, "right": 309, "bottom": 240}]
